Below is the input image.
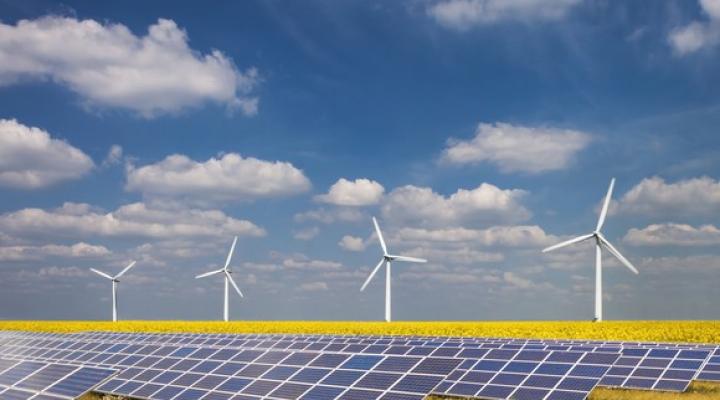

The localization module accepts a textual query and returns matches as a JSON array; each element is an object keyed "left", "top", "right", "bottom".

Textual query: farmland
[{"left": 2, "top": 320, "right": 720, "bottom": 344}]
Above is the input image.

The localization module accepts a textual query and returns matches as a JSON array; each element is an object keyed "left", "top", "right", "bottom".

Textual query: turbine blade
[
  {"left": 598, "top": 234, "right": 639, "bottom": 275},
  {"left": 596, "top": 178, "right": 615, "bottom": 231},
  {"left": 224, "top": 236, "right": 238, "bottom": 271},
  {"left": 361, "top": 258, "right": 385, "bottom": 292},
  {"left": 226, "top": 272, "right": 244, "bottom": 298},
  {"left": 114, "top": 261, "right": 137, "bottom": 279},
  {"left": 372, "top": 217, "right": 388, "bottom": 255},
  {"left": 542, "top": 233, "right": 594, "bottom": 253},
  {"left": 90, "top": 268, "right": 113, "bottom": 280},
  {"left": 390, "top": 255, "right": 427, "bottom": 263},
  {"left": 195, "top": 268, "right": 224, "bottom": 279}
]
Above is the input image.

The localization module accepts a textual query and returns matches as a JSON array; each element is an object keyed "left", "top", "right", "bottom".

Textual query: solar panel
[
  {"left": 433, "top": 349, "right": 619, "bottom": 400},
  {"left": 0, "top": 357, "right": 115, "bottom": 399},
  {"left": 599, "top": 347, "right": 711, "bottom": 392},
  {"left": 697, "top": 348, "right": 720, "bottom": 382}
]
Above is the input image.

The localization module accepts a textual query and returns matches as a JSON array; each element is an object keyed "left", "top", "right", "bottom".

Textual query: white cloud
[
  {"left": 102, "top": 145, "right": 123, "bottom": 167},
  {"left": 441, "top": 122, "right": 591, "bottom": 173},
  {"left": 503, "top": 271, "right": 534, "bottom": 289},
  {"left": 294, "top": 208, "right": 366, "bottom": 224},
  {"left": 0, "top": 202, "right": 265, "bottom": 239},
  {"left": 298, "top": 281, "right": 329, "bottom": 292},
  {"left": 293, "top": 227, "right": 320, "bottom": 241},
  {"left": 338, "top": 235, "right": 368, "bottom": 252},
  {"left": 401, "top": 246, "right": 503, "bottom": 264},
  {"left": 637, "top": 254, "right": 720, "bottom": 272},
  {"left": 668, "top": 0, "right": 720, "bottom": 55},
  {"left": 394, "top": 225, "right": 556, "bottom": 247},
  {"left": 282, "top": 254, "right": 343, "bottom": 271},
  {"left": 126, "top": 153, "right": 311, "bottom": 204},
  {"left": 315, "top": 178, "right": 384, "bottom": 206},
  {"left": 624, "top": 223, "right": 720, "bottom": 246},
  {"left": 381, "top": 183, "right": 530, "bottom": 227},
  {"left": 0, "top": 16, "right": 259, "bottom": 116},
  {"left": 615, "top": 176, "right": 720, "bottom": 216},
  {"left": 0, "top": 119, "right": 94, "bottom": 188},
  {"left": 0, "top": 242, "right": 110, "bottom": 261},
  {"left": 428, "top": 0, "right": 580, "bottom": 30}
]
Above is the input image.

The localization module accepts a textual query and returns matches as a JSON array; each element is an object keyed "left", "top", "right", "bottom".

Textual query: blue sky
[{"left": 1, "top": 0, "right": 720, "bottom": 321}]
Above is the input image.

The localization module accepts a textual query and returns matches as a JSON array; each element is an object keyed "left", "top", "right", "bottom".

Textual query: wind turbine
[
  {"left": 361, "top": 217, "right": 427, "bottom": 322},
  {"left": 542, "top": 178, "right": 639, "bottom": 322},
  {"left": 196, "top": 236, "right": 244, "bottom": 322},
  {"left": 89, "top": 261, "right": 137, "bottom": 322}
]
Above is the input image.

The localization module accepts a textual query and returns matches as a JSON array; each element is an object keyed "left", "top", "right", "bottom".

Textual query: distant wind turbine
[
  {"left": 90, "top": 261, "right": 137, "bottom": 322},
  {"left": 542, "top": 178, "right": 639, "bottom": 322},
  {"left": 361, "top": 217, "right": 427, "bottom": 322},
  {"left": 196, "top": 236, "right": 244, "bottom": 322}
]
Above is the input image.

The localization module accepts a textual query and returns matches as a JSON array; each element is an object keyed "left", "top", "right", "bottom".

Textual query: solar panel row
[
  {"left": 0, "top": 330, "right": 718, "bottom": 400},
  {"left": 1, "top": 331, "right": 712, "bottom": 392},
  {"left": 0, "top": 356, "right": 116, "bottom": 399}
]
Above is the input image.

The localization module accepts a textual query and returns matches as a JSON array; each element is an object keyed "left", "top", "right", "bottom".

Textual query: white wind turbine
[
  {"left": 361, "top": 217, "right": 427, "bottom": 322},
  {"left": 196, "top": 236, "right": 244, "bottom": 322},
  {"left": 542, "top": 178, "right": 639, "bottom": 322},
  {"left": 90, "top": 261, "right": 137, "bottom": 322}
]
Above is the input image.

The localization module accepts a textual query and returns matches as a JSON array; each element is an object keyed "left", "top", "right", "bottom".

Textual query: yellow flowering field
[{"left": 1, "top": 320, "right": 719, "bottom": 344}]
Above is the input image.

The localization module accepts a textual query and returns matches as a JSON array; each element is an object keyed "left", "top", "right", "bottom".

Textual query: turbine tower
[
  {"left": 542, "top": 178, "right": 639, "bottom": 322},
  {"left": 361, "top": 217, "right": 427, "bottom": 322},
  {"left": 196, "top": 236, "right": 244, "bottom": 322},
  {"left": 90, "top": 261, "right": 137, "bottom": 322}
]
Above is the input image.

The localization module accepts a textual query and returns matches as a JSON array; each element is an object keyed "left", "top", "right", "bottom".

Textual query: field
[
  {"left": 7, "top": 321, "right": 720, "bottom": 400},
  {"left": 2, "top": 320, "right": 720, "bottom": 343}
]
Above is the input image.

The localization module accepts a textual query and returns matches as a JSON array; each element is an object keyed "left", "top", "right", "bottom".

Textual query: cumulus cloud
[
  {"left": 0, "top": 16, "right": 259, "bottom": 116},
  {"left": 102, "top": 145, "right": 123, "bottom": 167},
  {"left": 401, "top": 246, "right": 503, "bottom": 264},
  {"left": 293, "top": 227, "right": 320, "bottom": 241},
  {"left": 615, "top": 176, "right": 720, "bottom": 216},
  {"left": 381, "top": 183, "right": 530, "bottom": 227},
  {"left": 441, "top": 122, "right": 591, "bottom": 173},
  {"left": 315, "top": 178, "right": 385, "bottom": 206},
  {"left": 668, "top": 0, "right": 720, "bottom": 55},
  {"left": 394, "top": 225, "right": 556, "bottom": 247},
  {"left": 298, "top": 281, "right": 329, "bottom": 292},
  {"left": 338, "top": 235, "right": 368, "bottom": 252},
  {"left": 0, "top": 202, "right": 265, "bottom": 240},
  {"left": 0, "top": 242, "right": 110, "bottom": 261},
  {"left": 428, "top": 0, "right": 580, "bottom": 30},
  {"left": 624, "top": 223, "right": 720, "bottom": 246},
  {"left": 126, "top": 153, "right": 311, "bottom": 204},
  {"left": 0, "top": 119, "right": 93, "bottom": 188},
  {"left": 282, "top": 254, "right": 343, "bottom": 271},
  {"left": 294, "top": 208, "right": 366, "bottom": 224}
]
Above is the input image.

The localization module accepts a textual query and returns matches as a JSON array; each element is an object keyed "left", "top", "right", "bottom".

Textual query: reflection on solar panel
[
  {"left": 0, "top": 357, "right": 116, "bottom": 399},
  {"left": 0, "top": 330, "right": 718, "bottom": 400}
]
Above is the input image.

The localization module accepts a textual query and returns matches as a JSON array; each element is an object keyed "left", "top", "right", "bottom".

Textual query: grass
[{"left": 2, "top": 320, "right": 720, "bottom": 343}]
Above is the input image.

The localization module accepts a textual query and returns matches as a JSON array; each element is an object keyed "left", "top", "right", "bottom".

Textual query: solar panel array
[
  {"left": 0, "top": 356, "right": 115, "bottom": 399},
  {"left": 0, "top": 331, "right": 718, "bottom": 400}
]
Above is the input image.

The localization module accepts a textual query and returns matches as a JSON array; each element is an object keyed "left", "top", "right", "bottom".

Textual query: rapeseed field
[{"left": 1, "top": 320, "right": 719, "bottom": 343}]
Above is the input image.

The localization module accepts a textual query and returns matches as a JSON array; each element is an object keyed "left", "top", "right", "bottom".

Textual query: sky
[{"left": 1, "top": 0, "right": 720, "bottom": 321}]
